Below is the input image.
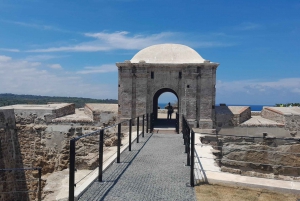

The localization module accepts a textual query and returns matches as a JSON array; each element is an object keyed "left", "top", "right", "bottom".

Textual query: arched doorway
[{"left": 153, "top": 88, "right": 178, "bottom": 120}]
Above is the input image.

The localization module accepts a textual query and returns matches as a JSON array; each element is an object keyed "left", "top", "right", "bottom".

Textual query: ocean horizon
[{"left": 158, "top": 103, "right": 274, "bottom": 111}]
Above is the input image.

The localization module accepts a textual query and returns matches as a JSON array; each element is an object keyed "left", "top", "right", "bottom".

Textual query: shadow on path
[
  {"left": 79, "top": 133, "right": 153, "bottom": 201},
  {"left": 154, "top": 118, "right": 176, "bottom": 129},
  {"left": 79, "top": 133, "right": 196, "bottom": 201}
]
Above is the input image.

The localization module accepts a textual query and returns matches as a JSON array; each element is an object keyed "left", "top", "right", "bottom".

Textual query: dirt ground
[{"left": 195, "top": 184, "right": 300, "bottom": 201}]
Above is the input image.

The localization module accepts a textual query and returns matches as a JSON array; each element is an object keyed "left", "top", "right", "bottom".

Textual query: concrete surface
[{"left": 79, "top": 133, "right": 196, "bottom": 201}]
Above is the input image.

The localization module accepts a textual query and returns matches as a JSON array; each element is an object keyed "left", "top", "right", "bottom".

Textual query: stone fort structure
[{"left": 117, "top": 44, "right": 219, "bottom": 128}]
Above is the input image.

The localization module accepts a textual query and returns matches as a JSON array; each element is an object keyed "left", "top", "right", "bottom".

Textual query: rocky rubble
[
  {"left": 11, "top": 110, "right": 120, "bottom": 200},
  {"left": 202, "top": 135, "right": 300, "bottom": 180}
]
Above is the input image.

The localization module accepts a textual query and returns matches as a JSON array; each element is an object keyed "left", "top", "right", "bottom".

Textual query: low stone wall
[
  {"left": 238, "top": 107, "right": 251, "bottom": 124},
  {"left": 84, "top": 104, "right": 118, "bottom": 126},
  {"left": 200, "top": 135, "right": 300, "bottom": 181},
  {"left": 215, "top": 106, "right": 251, "bottom": 129},
  {"left": 261, "top": 107, "right": 300, "bottom": 136},
  {"left": 261, "top": 108, "right": 285, "bottom": 124},
  {"left": 53, "top": 103, "right": 75, "bottom": 118},
  {"left": 220, "top": 139, "right": 300, "bottom": 180}
]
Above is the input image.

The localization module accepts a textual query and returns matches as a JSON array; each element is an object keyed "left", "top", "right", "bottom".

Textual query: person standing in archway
[{"left": 167, "top": 102, "right": 174, "bottom": 119}]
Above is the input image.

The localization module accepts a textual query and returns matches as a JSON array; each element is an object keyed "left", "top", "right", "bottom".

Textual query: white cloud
[
  {"left": 235, "top": 22, "right": 262, "bottom": 31},
  {"left": 25, "top": 54, "right": 68, "bottom": 61},
  {"left": 48, "top": 64, "right": 62, "bottom": 69},
  {"left": 2, "top": 20, "right": 71, "bottom": 33},
  {"left": 0, "top": 55, "right": 12, "bottom": 62},
  {"left": 76, "top": 64, "right": 117, "bottom": 74},
  {"left": 0, "top": 56, "right": 117, "bottom": 99},
  {"left": 27, "top": 31, "right": 175, "bottom": 53},
  {"left": 216, "top": 78, "right": 300, "bottom": 104},
  {"left": 0, "top": 48, "right": 20, "bottom": 52}
]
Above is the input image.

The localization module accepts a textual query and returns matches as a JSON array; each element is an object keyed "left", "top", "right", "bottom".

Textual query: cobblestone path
[{"left": 79, "top": 133, "right": 196, "bottom": 201}]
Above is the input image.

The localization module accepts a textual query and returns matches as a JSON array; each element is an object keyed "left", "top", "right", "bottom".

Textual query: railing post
[
  {"left": 98, "top": 129, "right": 104, "bottom": 182},
  {"left": 146, "top": 113, "right": 149, "bottom": 133},
  {"left": 38, "top": 168, "right": 41, "bottom": 201},
  {"left": 176, "top": 113, "right": 179, "bottom": 133},
  {"left": 117, "top": 123, "right": 121, "bottom": 163},
  {"left": 69, "top": 139, "right": 76, "bottom": 201},
  {"left": 190, "top": 131, "right": 195, "bottom": 187},
  {"left": 182, "top": 115, "right": 184, "bottom": 139},
  {"left": 150, "top": 113, "right": 154, "bottom": 132},
  {"left": 142, "top": 114, "right": 145, "bottom": 137},
  {"left": 187, "top": 127, "right": 190, "bottom": 166},
  {"left": 129, "top": 119, "right": 132, "bottom": 151},
  {"left": 137, "top": 117, "right": 139, "bottom": 143}
]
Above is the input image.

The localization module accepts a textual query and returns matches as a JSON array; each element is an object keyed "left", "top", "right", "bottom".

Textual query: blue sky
[{"left": 0, "top": 0, "right": 299, "bottom": 105}]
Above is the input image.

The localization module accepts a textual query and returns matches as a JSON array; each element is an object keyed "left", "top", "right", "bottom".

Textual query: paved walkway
[{"left": 79, "top": 133, "right": 196, "bottom": 201}]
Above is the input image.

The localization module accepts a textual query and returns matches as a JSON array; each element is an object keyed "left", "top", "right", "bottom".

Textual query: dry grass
[{"left": 195, "top": 184, "right": 299, "bottom": 201}]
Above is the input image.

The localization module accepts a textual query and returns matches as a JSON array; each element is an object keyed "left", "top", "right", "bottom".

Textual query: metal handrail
[
  {"left": 182, "top": 115, "right": 195, "bottom": 187},
  {"left": 69, "top": 113, "right": 150, "bottom": 201}
]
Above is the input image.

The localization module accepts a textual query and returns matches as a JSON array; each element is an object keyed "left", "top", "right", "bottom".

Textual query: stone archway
[
  {"left": 152, "top": 88, "right": 179, "bottom": 120},
  {"left": 116, "top": 44, "right": 219, "bottom": 129}
]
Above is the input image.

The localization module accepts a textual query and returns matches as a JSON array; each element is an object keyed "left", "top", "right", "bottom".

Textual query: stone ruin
[
  {"left": 200, "top": 104, "right": 300, "bottom": 181},
  {"left": 0, "top": 103, "right": 120, "bottom": 201}
]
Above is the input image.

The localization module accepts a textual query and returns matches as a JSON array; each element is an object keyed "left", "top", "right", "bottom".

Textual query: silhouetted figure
[{"left": 167, "top": 102, "right": 173, "bottom": 119}]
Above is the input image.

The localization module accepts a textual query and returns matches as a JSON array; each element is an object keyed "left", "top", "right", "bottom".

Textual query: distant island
[{"left": 0, "top": 93, "right": 117, "bottom": 108}]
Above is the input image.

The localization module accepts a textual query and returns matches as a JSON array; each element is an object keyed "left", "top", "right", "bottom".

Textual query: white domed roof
[{"left": 130, "top": 44, "right": 205, "bottom": 63}]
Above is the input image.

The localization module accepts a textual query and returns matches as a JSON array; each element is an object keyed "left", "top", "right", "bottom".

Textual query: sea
[{"left": 158, "top": 103, "right": 274, "bottom": 111}]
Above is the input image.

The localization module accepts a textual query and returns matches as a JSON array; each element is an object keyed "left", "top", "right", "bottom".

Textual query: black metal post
[
  {"left": 38, "top": 168, "right": 41, "bottom": 201},
  {"left": 150, "top": 113, "right": 154, "bottom": 132},
  {"left": 117, "top": 123, "right": 121, "bottom": 163},
  {"left": 190, "top": 131, "right": 195, "bottom": 187},
  {"left": 187, "top": 128, "right": 190, "bottom": 166},
  {"left": 98, "top": 129, "right": 104, "bottom": 182},
  {"left": 146, "top": 113, "right": 149, "bottom": 133},
  {"left": 176, "top": 113, "right": 179, "bottom": 134},
  {"left": 137, "top": 117, "right": 139, "bottom": 143},
  {"left": 182, "top": 115, "right": 184, "bottom": 139},
  {"left": 129, "top": 119, "right": 132, "bottom": 151},
  {"left": 69, "top": 139, "right": 76, "bottom": 201},
  {"left": 142, "top": 114, "right": 145, "bottom": 137}
]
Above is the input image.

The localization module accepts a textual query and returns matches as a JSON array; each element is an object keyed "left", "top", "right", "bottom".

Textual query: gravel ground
[{"left": 79, "top": 133, "right": 196, "bottom": 201}]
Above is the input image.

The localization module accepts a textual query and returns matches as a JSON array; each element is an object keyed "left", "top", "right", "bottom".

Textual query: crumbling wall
[
  {"left": 284, "top": 114, "right": 300, "bottom": 136},
  {"left": 204, "top": 136, "right": 300, "bottom": 180}
]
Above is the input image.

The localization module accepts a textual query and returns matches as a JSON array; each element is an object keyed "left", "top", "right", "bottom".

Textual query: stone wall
[
  {"left": 117, "top": 62, "right": 218, "bottom": 129},
  {"left": 0, "top": 109, "right": 30, "bottom": 201},
  {"left": 215, "top": 106, "right": 251, "bottom": 131},
  {"left": 1, "top": 105, "right": 120, "bottom": 200},
  {"left": 53, "top": 103, "right": 75, "bottom": 118},
  {"left": 201, "top": 135, "right": 300, "bottom": 180},
  {"left": 219, "top": 137, "right": 300, "bottom": 180},
  {"left": 261, "top": 108, "right": 285, "bottom": 124},
  {"left": 285, "top": 114, "right": 300, "bottom": 136},
  {"left": 261, "top": 107, "right": 300, "bottom": 136},
  {"left": 239, "top": 107, "right": 251, "bottom": 124},
  {"left": 84, "top": 104, "right": 118, "bottom": 126}
]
